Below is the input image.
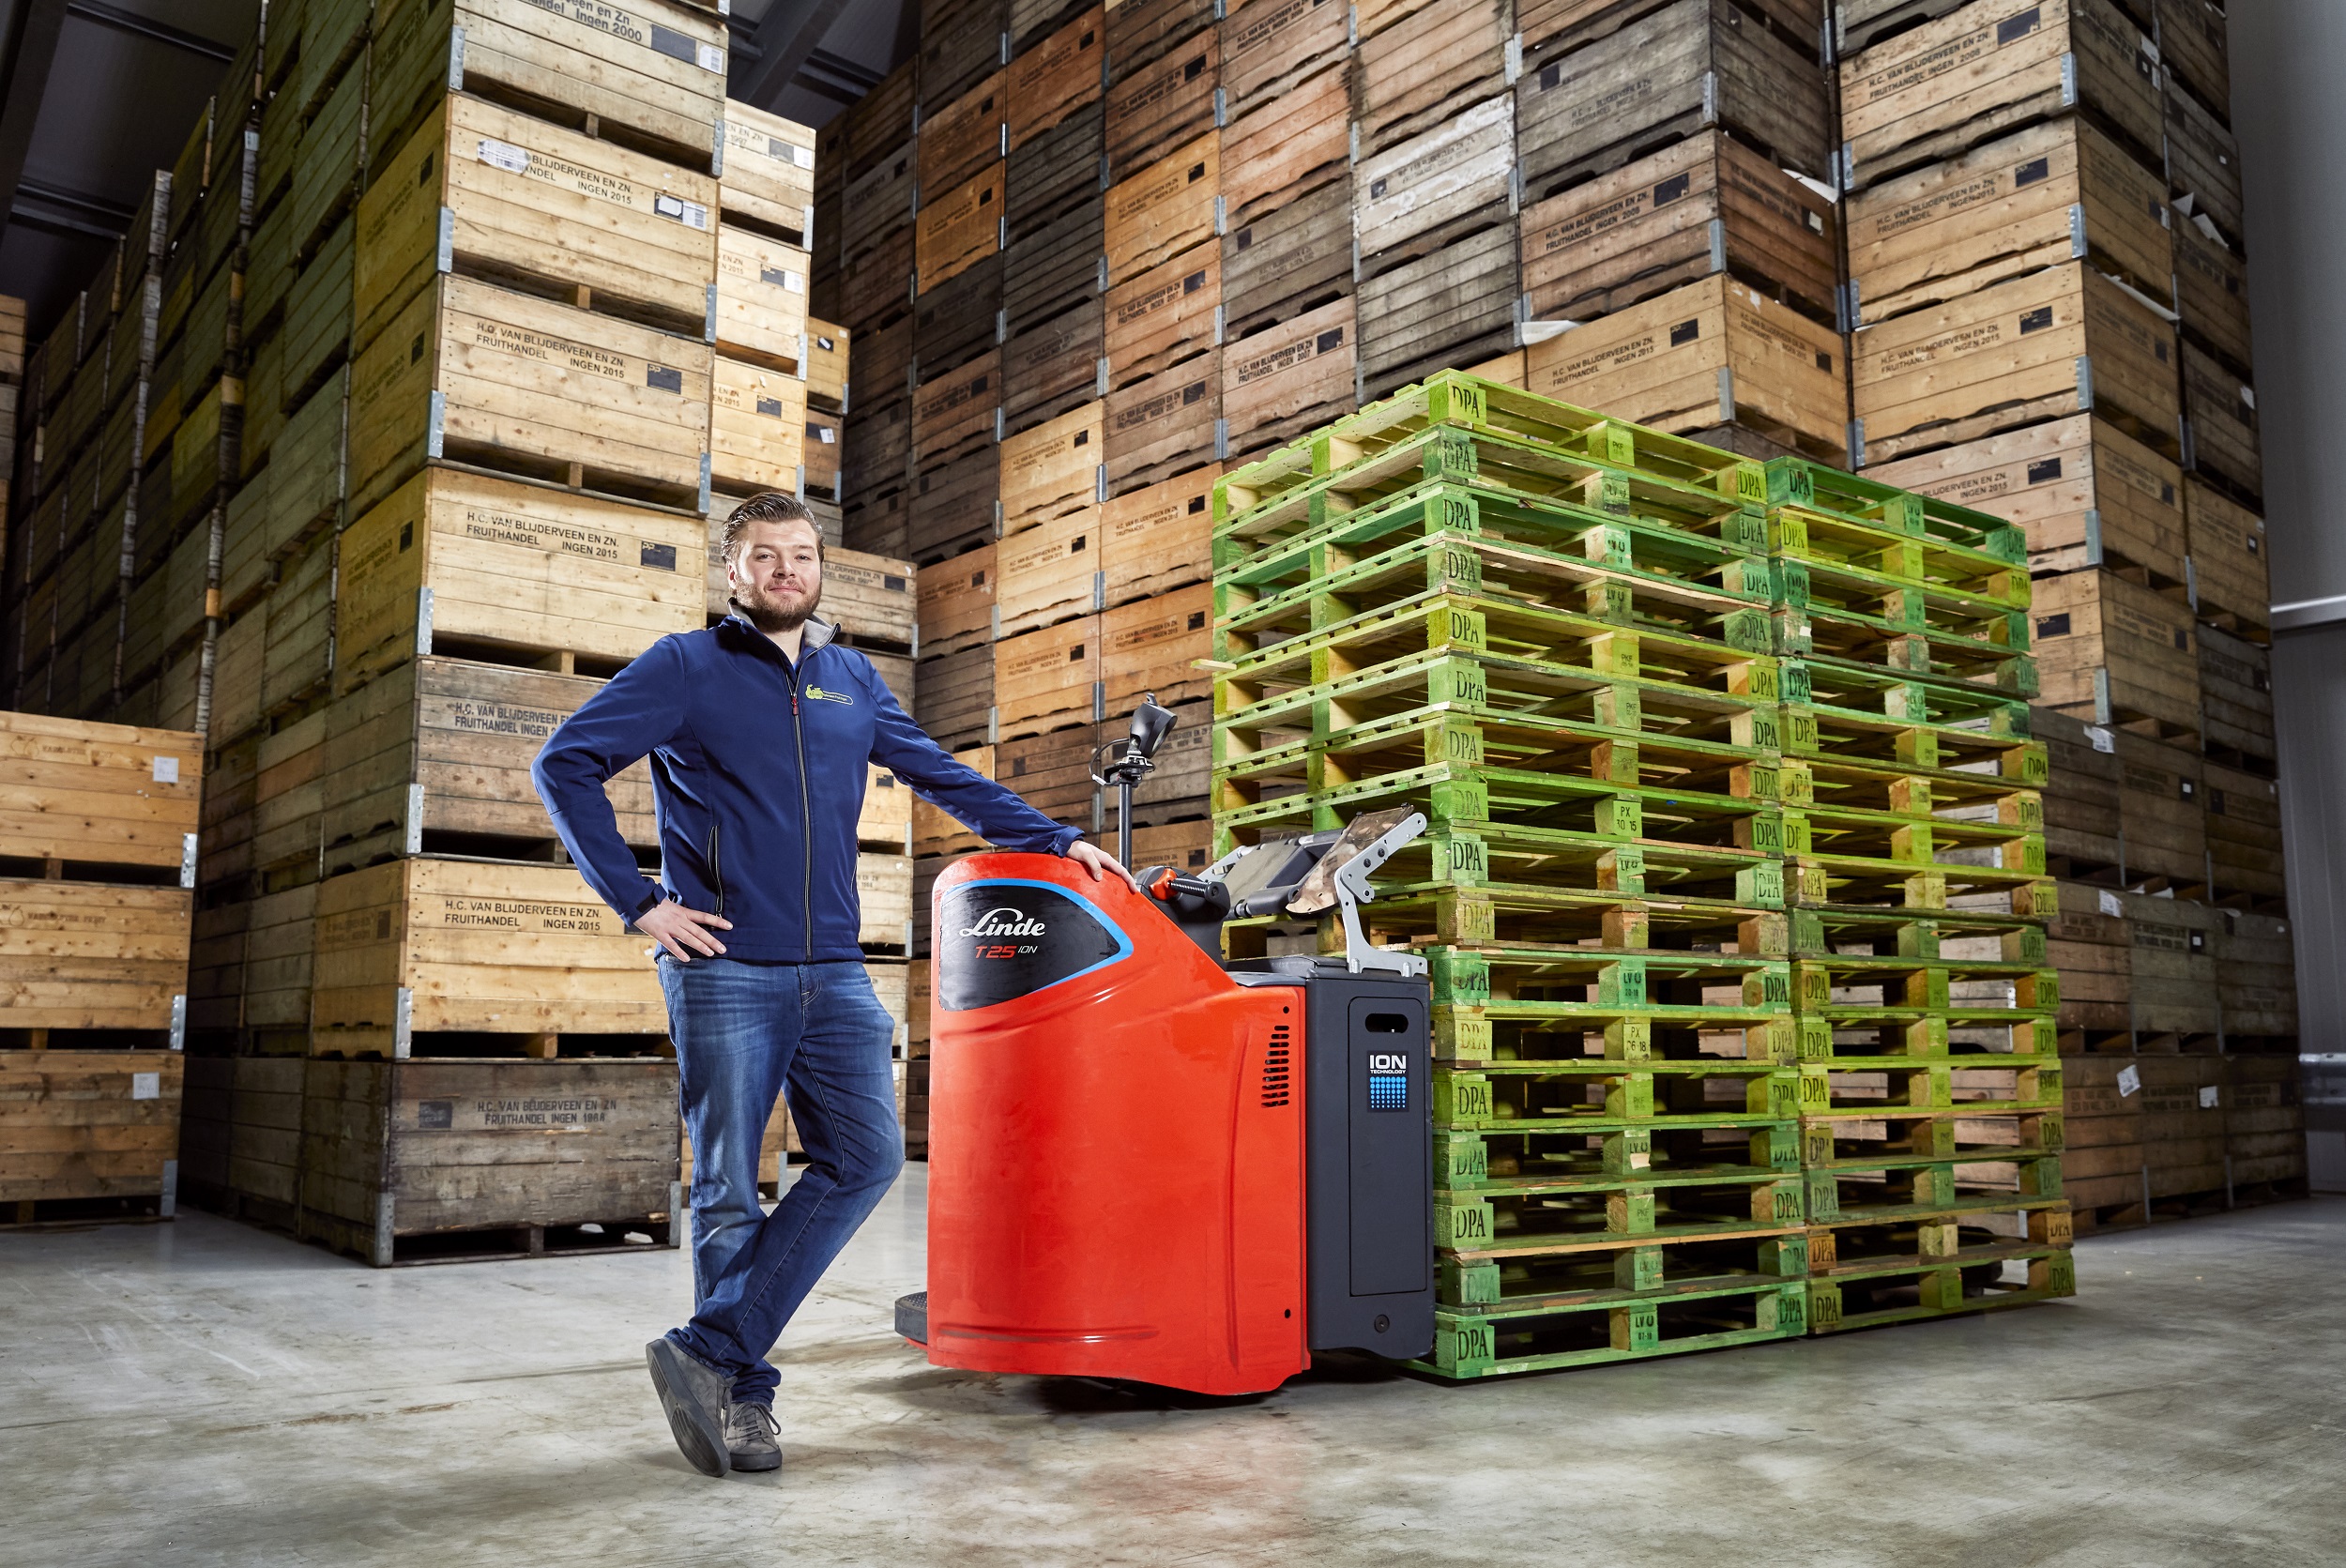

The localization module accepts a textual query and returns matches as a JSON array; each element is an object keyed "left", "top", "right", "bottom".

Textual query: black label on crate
[
  {"left": 647, "top": 365, "right": 684, "bottom": 393},
  {"left": 1669, "top": 320, "right": 1700, "bottom": 347},
  {"left": 649, "top": 23, "right": 697, "bottom": 65},
  {"left": 2018, "top": 306, "right": 2054, "bottom": 333},
  {"left": 1652, "top": 173, "right": 1690, "bottom": 206},
  {"left": 2026, "top": 457, "right": 2064, "bottom": 484},
  {"left": 2035, "top": 613, "right": 2071, "bottom": 637},
  {"left": 1996, "top": 8, "right": 2043, "bottom": 46},
  {"left": 641, "top": 542, "right": 678, "bottom": 571},
  {"left": 756, "top": 396, "right": 785, "bottom": 417},
  {"left": 419, "top": 1101, "right": 454, "bottom": 1129},
  {"left": 2015, "top": 158, "right": 2050, "bottom": 187}
]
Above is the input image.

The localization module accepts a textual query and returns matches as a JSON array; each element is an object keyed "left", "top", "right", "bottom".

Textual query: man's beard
[{"left": 735, "top": 582, "right": 819, "bottom": 633}]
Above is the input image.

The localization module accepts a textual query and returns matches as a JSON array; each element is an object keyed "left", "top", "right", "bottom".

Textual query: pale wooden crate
[
  {"left": 716, "top": 224, "right": 810, "bottom": 375},
  {"left": 1103, "top": 464, "right": 1215, "bottom": 606},
  {"left": 917, "top": 542, "right": 996, "bottom": 657},
  {"left": 2183, "top": 479, "right": 2267, "bottom": 636},
  {"left": 355, "top": 93, "right": 721, "bottom": 352},
  {"left": 861, "top": 766, "right": 915, "bottom": 853},
  {"left": 1867, "top": 413, "right": 2185, "bottom": 581},
  {"left": 1846, "top": 117, "right": 2170, "bottom": 328},
  {"left": 1101, "top": 582, "right": 1211, "bottom": 711},
  {"left": 804, "top": 317, "right": 849, "bottom": 409},
  {"left": 1353, "top": 0, "right": 1507, "bottom": 160},
  {"left": 368, "top": 0, "right": 726, "bottom": 180},
  {"left": 1851, "top": 263, "right": 2175, "bottom": 466},
  {"left": 1220, "top": 295, "right": 1354, "bottom": 461},
  {"left": 0, "top": 1051, "right": 183, "bottom": 1205},
  {"left": 1105, "top": 240, "right": 1218, "bottom": 390},
  {"left": 2033, "top": 568, "right": 2200, "bottom": 738},
  {"left": 994, "top": 617, "right": 1100, "bottom": 740},
  {"left": 858, "top": 851, "right": 915, "bottom": 951},
  {"left": 311, "top": 856, "right": 669, "bottom": 1055},
  {"left": 1837, "top": 0, "right": 2160, "bottom": 191},
  {"left": 914, "top": 743, "right": 993, "bottom": 856},
  {"left": 997, "top": 507, "right": 1101, "bottom": 636},
  {"left": 718, "top": 99, "right": 817, "bottom": 240},
  {"left": 1522, "top": 129, "right": 1838, "bottom": 327},
  {"left": 709, "top": 358, "right": 807, "bottom": 495},
  {"left": 0, "top": 711, "right": 203, "bottom": 873},
  {"left": 319, "top": 656, "right": 660, "bottom": 875},
  {"left": 916, "top": 165, "right": 1007, "bottom": 297},
  {"left": 822, "top": 545, "right": 920, "bottom": 650},
  {"left": 1221, "top": 0, "right": 1346, "bottom": 114},
  {"left": 1525, "top": 272, "right": 1850, "bottom": 463},
  {"left": 1355, "top": 97, "right": 1514, "bottom": 265},
  {"left": 0, "top": 880, "right": 191, "bottom": 1032},
  {"left": 336, "top": 467, "right": 708, "bottom": 691},
  {"left": 1009, "top": 6, "right": 1104, "bottom": 151},
  {"left": 1001, "top": 401, "right": 1104, "bottom": 530},
  {"left": 347, "top": 274, "right": 713, "bottom": 514},
  {"left": 297, "top": 1057, "right": 679, "bottom": 1265},
  {"left": 1104, "top": 130, "right": 1220, "bottom": 284}
]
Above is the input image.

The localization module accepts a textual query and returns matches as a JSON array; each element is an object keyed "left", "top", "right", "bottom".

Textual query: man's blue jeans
[{"left": 661, "top": 956, "right": 905, "bottom": 1408}]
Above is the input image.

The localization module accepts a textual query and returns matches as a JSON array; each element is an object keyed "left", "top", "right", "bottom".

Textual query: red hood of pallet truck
[{"left": 922, "top": 851, "right": 1309, "bottom": 1395}]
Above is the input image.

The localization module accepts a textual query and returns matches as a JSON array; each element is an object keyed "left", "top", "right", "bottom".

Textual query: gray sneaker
[
  {"left": 645, "top": 1338, "right": 730, "bottom": 1477},
  {"left": 725, "top": 1401, "right": 782, "bottom": 1472}
]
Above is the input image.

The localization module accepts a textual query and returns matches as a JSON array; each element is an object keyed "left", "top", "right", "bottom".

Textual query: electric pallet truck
[{"left": 895, "top": 698, "right": 1437, "bottom": 1395}]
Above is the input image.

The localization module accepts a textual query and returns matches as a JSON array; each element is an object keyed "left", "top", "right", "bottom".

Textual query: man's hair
[{"left": 721, "top": 492, "right": 825, "bottom": 566}]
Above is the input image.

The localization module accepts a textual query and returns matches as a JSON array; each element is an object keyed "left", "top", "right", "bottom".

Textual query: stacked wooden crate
[
  {"left": 0, "top": 713, "right": 201, "bottom": 1228},
  {"left": 0, "top": 296, "right": 22, "bottom": 609},
  {"left": 1837, "top": 0, "right": 2301, "bottom": 1228}
]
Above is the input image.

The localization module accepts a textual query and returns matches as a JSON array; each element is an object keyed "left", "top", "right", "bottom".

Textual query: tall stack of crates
[
  {"left": 1834, "top": 0, "right": 2303, "bottom": 1228},
  {"left": 1211, "top": 369, "right": 2073, "bottom": 1376}
]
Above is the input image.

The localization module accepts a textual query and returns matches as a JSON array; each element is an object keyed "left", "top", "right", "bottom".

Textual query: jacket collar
[{"left": 720, "top": 607, "right": 838, "bottom": 655}]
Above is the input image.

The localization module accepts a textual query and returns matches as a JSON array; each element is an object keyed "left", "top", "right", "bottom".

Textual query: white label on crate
[
  {"left": 476, "top": 138, "right": 531, "bottom": 175},
  {"left": 654, "top": 193, "right": 710, "bottom": 230},
  {"left": 131, "top": 1073, "right": 160, "bottom": 1101},
  {"left": 697, "top": 41, "right": 727, "bottom": 73},
  {"left": 2084, "top": 725, "right": 2114, "bottom": 754},
  {"left": 2098, "top": 891, "right": 2124, "bottom": 918},
  {"left": 790, "top": 143, "right": 815, "bottom": 167},
  {"left": 815, "top": 425, "right": 836, "bottom": 443},
  {"left": 2200, "top": 1085, "right": 2220, "bottom": 1109},
  {"left": 2116, "top": 1065, "right": 2141, "bottom": 1097},
  {"left": 151, "top": 756, "right": 178, "bottom": 783}
]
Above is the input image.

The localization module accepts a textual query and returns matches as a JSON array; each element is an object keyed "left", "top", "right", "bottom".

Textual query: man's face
[{"left": 727, "top": 518, "right": 824, "bottom": 632}]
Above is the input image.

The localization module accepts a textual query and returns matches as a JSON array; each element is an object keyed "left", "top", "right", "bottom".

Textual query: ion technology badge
[{"left": 936, "top": 880, "right": 1133, "bottom": 1012}]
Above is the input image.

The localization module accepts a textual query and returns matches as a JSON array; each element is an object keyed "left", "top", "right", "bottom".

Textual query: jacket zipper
[
  {"left": 791, "top": 659, "right": 813, "bottom": 961},
  {"left": 706, "top": 823, "right": 724, "bottom": 918}
]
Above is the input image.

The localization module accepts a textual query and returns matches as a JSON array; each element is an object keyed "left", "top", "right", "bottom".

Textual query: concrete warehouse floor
[{"left": 3, "top": 1178, "right": 2339, "bottom": 1568}]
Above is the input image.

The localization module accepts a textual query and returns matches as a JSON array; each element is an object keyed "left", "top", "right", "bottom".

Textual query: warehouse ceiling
[{"left": 0, "top": 0, "right": 907, "bottom": 342}]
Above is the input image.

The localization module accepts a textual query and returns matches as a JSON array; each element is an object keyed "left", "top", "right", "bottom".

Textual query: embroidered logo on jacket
[{"left": 804, "top": 685, "right": 855, "bottom": 705}]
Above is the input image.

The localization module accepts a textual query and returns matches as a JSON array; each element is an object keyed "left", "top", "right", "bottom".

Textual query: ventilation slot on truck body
[{"left": 1260, "top": 1026, "right": 1292, "bottom": 1108}]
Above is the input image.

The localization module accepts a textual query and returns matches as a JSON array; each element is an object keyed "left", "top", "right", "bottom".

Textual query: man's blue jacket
[{"left": 532, "top": 612, "right": 1081, "bottom": 962}]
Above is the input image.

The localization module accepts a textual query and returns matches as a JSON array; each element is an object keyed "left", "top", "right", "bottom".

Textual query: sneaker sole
[
  {"left": 729, "top": 1446, "right": 784, "bottom": 1473},
  {"left": 645, "top": 1340, "right": 729, "bottom": 1478}
]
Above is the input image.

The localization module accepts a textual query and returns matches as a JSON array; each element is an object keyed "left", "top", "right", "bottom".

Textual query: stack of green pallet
[
  {"left": 1761, "top": 461, "right": 2074, "bottom": 1333},
  {"left": 1211, "top": 371, "right": 1805, "bottom": 1378}
]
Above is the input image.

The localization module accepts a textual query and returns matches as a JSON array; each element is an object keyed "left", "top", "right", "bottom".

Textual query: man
[{"left": 533, "top": 493, "right": 1135, "bottom": 1479}]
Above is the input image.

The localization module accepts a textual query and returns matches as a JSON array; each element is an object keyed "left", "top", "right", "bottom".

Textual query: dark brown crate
[
  {"left": 916, "top": 164, "right": 1008, "bottom": 296},
  {"left": 921, "top": 71, "right": 1011, "bottom": 196},
  {"left": 1014, "top": 0, "right": 1097, "bottom": 51},
  {"left": 2180, "top": 342, "right": 2259, "bottom": 506},
  {"left": 908, "top": 445, "right": 1003, "bottom": 557},
  {"left": 1355, "top": 0, "right": 1510, "bottom": 159},
  {"left": 922, "top": 0, "right": 1012, "bottom": 114},
  {"left": 2113, "top": 727, "right": 2206, "bottom": 891},
  {"left": 1005, "top": 195, "right": 1105, "bottom": 331},
  {"left": 914, "top": 349, "right": 1002, "bottom": 467},
  {"left": 1105, "top": 28, "right": 1219, "bottom": 175},
  {"left": 2172, "top": 208, "right": 2251, "bottom": 377},
  {"left": 1118, "top": 695, "right": 1211, "bottom": 824},
  {"left": 2164, "top": 80, "right": 2244, "bottom": 251},
  {"left": 1517, "top": 0, "right": 1824, "bottom": 57},
  {"left": 848, "top": 60, "right": 920, "bottom": 177},
  {"left": 1218, "top": 60, "right": 1350, "bottom": 230},
  {"left": 1104, "top": 132, "right": 1220, "bottom": 283},
  {"left": 1355, "top": 97, "right": 1516, "bottom": 266},
  {"left": 845, "top": 486, "right": 912, "bottom": 557},
  {"left": 915, "top": 252, "right": 1005, "bottom": 377},
  {"left": 1104, "top": 240, "right": 1220, "bottom": 388},
  {"left": 845, "top": 399, "right": 914, "bottom": 506},
  {"left": 1107, "top": 0, "right": 1218, "bottom": 79},
  {"left": 997, "top": 721, "right": 1101, "bottom": 822},
  {"left": 1012, "top": 6, "right": 1106, "bottom": 146},
  {"left": 843, "top": 225, "right": 916, "bottom": 331},
  {"left": 1105, "top": 360, "right": 1221, "bottom": 492},
  {"left": 2198, "top": 623, "right": 2274, "bottom": 768},
  {"left": 2184, "top": 479, "right": 2267, "bottom": 638},
  {"left": 2034, "top": 708, "right": 2123, "bottom": 875},
  {"left": 1518, "top": 0, "right": 1831, "bottom": 199},
  {"left": 1008, "top": 103, "right": 1106, "bottom": 238},
  {"left": 2204, "top": 760, "right": 2282, "bottom": 902},
  {"left": 1223, "top": 175, "right": 1354, "bottom": 337},
  {"left": 1221, "top": 295, "right": 1356, "bottom": 459},
  {"left": 1004, "top": 299, "right": 1105, "bottom": 432},
  {"left": 1357, "top": 208, "right": 1520, "bottom": 399},
  {"left": 1523, "top": 129, "right": 1839, "bottom": 327},
  {"left": 844, "top": 140, "right": 918, "bottom": 266},
  {"left": 2157, "top": 0, "right": 2228, "bottom": 123},
  {"left": 1222, "top": 0, "right": 1348, "bottom": 113},
  {"left": 853, "top": 314, "right": 917, "bottom": 410}
]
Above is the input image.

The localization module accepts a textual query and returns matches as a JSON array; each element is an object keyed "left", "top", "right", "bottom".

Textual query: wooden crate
[
  {"left": 1223, "top": 175, "right": 1351, "bottom": 340},
  {"left": 2171, "top": 207, "right": 2250, "bottom": 379},
  {"left": 298, "top": 1056, "right": 679, "bottom": 1264},
  {"left": 312, "top": 857, "right": 669, "bottom": 1055},
  {"left": 1851, "top": 263, "right": 2176, "bottom": 466},
  {"left": 861, "top": 767, "right": 917, "bottom": 854},
  {"left": 907, "top": 447, "right": 1000, "bottom": 558},
  {"left": 1517, "top": 0, "right": 1830, "bottom": 200},
  {"left": 2197, "top": 623, "right": 2273, "bottom": 766},
  {"left": 914, "top": 251, "right": 1004, "bottom": 376},
  {"left": 718, "top": 101, "right": 816, "bottom": 240},
  {"left": 804, "top": 318, "right": 849, "bottom": 409},
  {"left": 1219, "top": 57, "right": 1348, "bottom": 232},
  {"left": 843, "top": 140, "right": 918, "bottom": 266},
  {"left": 2213, "top": 918, "right": 2293, "bottom": 1041},
  {"left": 1103, "top": 464, "right": 1216, "bottom": 605},
  {"left": 2125, "top": 892, "right": 2221, "bottom": 1037},
  {"left": 1838, "top": 0, "right": 2161, "bottom": 190},
  {"left": 916, "top": 166, "right": 1007, "bottom": 297},
  {"left": 0, "top": 1050, "right": 183, "bottom": 1209},
  {"left": 921, "top": 0, "right": 1007, "bottom": 112},
  {"left": 912, "top": 349, "right": 1001, "bottom": 467},
  {"left": 1105, "top": 241, "right": 1219, "bottom": 388},
  {"left": 0, "top": 879, "right": 191, "bottom": 1036},
  {"left": 285, "top": 53, "right": 366, "bottom": 268},
  {"left": 1108, "top": 0, "right": 1217, "bottom": 77},
  {"left": 2033, "top": 568, "right": 2198, "bottom": 736},
  {"left": 710, "top": 358, "right": 807, "bottom": 494},
  {"left": 922, "top": 71, "right": 1009, "bottom": 199},
  {"left": 1525, "top": 272, "right": 1849, "bottom": 461},
  {"left": 348, "top": 275, "right": 713, "bottom": 514},
  {"left": 821, "top": 546, "right": 920, "bottom": 650},
  {"left": 1005, "top": 300, "right": 1104, "bottom": 432},
  {"left": 281, "top": 217, "right": 356, "bottom": 404},
  {"left": 1004, "top": 194, "right": 1104, "bottom": 334},
  {"left": 1355, "top": 0, "right": 1508, "bottom": 159},
  {"left": 2157, "top": 0, "right": 2229, "bottom": 125},
  {"left": 1102, "top": 583, "right": 1211, "bottom": 710},
  {"left": 1002, "top": 401, "right": 1104, "bottom": 529},
  {"left": 0, "top": 712, "right": 202, "bottom": 875},
  {"left": 1221, "top": 296, "right": 1355, "bottom": 459},
  {"left": 1357, "top": 211, "right": 1519, "bottom": 402},
  {"left": 715, "top": 226, "right": 810, "bottom": 374},
  {"left": 1008, "top": 101, "right": 1104, "bottom": 240},
  {"left": 845, "top": 396, "right": 914, "bottom": 505},
  {"left": 996, "top": 723, "right": 1101, "bottom": 826},
  {"left": 2110, "top": 726, "right": 2205, "bottom": 890},
  {"left": 2179, "top": 343, "right": 2259, "bottom": 505},
  {"left": 368, "top": 0, "right": 726, "bottom": 179},
  {"left": 1120, "top": 694, "right": 1210, "bottom": 824},
  {"left": 1521, "top": 129, "right": 1838, "bottom": 327},
  {"left": 841, "top": 221, "right": 915, "bottom": 333},
  {"left": 1105, "top": 26, "right": 1218, "bottom": 174},
  {"left": 321, "top": 657, "right": 658, "bottom": 874},
  {"left": 1009, "top": 6, "right": 1104, "bottom": 150},
  {"left": 1104, "top": 132, "right": 1220, "bottom": 284},
  {"left": 251, "top": 709, "right": 332, "bottom": 882},
  {"left": 915, "top": 744, "right": 994, "bottom": 855},
  {"left": 1355, "top": 96, "right": 1515, "bottom": 265},
  {"left": 861, "top": 850, "right": 916, "bottom": 951},
  {"left": 994, "top": 617, "right": 1099, "bottom": 739},
  {"left": 846, "top": 57, "right": 919, "bottom": 176},
  {"left": 1105, "top": 360, "right": 1220, "bottom": 492},
  {"left": 2204, "top": 758, "right": 2282, "bottom": 904},
  {"left": 917, "top": 643, "right": 996, "bottom": 750},
  {"left": 1844, "top": 116, "right": 2170, "bottom": 329},
  {"left": 2045, "top": 877, "right": 2129, "bottom": 1034},
  {"left": 2163, "top": 77, "right": 2242, "bottom": 251},
  {"left": 917, "top": 543, "right": 997, "bottom": 655},
  {"left": 998, "top": 508, "right": 1102, "bottom": 635},
  {"left": 1221, "top": 0, "right": 1347, "bottom": 114},
  {"left": 337, "top": 467, "right": 707, "bottom": 690},
  {"left": 1868, "top": 413, "right": 2185, "bottom": 581},
  {"left": 356, "top": 94, "right": 720, "bottom": 357},
  {"left": 2184, "top": 479, "right": 2267, "bottom": 636}
]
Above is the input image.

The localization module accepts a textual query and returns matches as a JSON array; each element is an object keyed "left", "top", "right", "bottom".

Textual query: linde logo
[
  {"left": 1369, "top": 1054, "right": 1408, "bottom": 1073},
  {"left": 960, "top": 907, "right": 1046, "bottom": 938}
]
